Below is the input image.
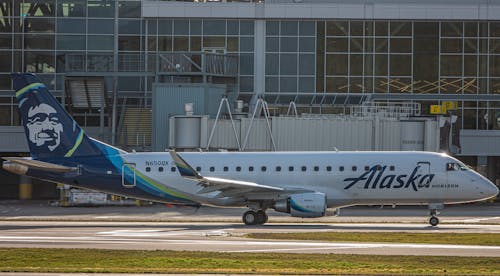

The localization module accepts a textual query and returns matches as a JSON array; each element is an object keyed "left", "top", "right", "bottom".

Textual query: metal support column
[
  {"left": 249, "top": 20, "right": 266, "bottom": 113},
  {"left": 207, "top": 97, "right": 241, "bottom": 151},
  {"left": 19, "top": 175, "right": 32, "bottom": 200}
]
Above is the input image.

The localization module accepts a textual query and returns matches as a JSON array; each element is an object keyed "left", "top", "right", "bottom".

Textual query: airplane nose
[
  {"left": 487, "top": 182, "right": 499, "bottom": 198},
  {"left": 480, "top": 178, "right": 499, "bottom": 199}
]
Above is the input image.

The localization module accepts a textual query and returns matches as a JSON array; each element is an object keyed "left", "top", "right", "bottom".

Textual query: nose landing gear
[
  {"left": 428, "top": 203, "right": 443, "bottom": 227},
  {"left": 429, "top": 209, "right": 440, "bottom": 226},
  {"left": 242, "top": 210, "right": 268, "bottom": 225}
]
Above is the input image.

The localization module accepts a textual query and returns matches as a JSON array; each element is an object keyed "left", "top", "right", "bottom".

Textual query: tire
[
  {"left": 256, "top": 210, "right": 268, "bottom": 225},
  {"left": 429, "top": 216, "right": 439, "bottom": 226},
  {"left": 243, "top": 210, "right": 257, "bottom": 225}
]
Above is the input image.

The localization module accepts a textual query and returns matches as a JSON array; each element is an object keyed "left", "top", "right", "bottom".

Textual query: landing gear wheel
[
  {"left": 256, "top": 210, "right": 268, "bottom": 225},
  {"left": 243, "top": 210, "right": 257, "bottom": 225},
  {"left": 429, "top": 216, "right": 439, "bottom": 226}
]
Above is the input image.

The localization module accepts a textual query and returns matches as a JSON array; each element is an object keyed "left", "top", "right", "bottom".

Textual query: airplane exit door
[{"left": 122, "top": 163, "right": 136, "bottom": 188}]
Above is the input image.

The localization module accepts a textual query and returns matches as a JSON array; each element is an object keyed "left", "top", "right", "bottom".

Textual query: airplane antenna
[{"left": 333, "top": 147, "right": 339, "bottom": 152}]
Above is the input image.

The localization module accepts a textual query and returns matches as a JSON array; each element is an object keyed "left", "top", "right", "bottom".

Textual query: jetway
[{"left": 168, "top": 114, "right": 440, "bottom": 152}]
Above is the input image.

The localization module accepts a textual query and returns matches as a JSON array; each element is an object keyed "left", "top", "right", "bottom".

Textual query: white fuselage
[{"left": 121, "top": 151, "right": 498, "bottom": 208}]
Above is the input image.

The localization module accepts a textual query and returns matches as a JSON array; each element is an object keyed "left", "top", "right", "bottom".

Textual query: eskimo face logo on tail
[{"left": 26, "top": 103, "right": 63, "bottom": 151}]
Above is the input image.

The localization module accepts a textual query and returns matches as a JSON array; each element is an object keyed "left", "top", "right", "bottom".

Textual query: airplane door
[
  {"left": 122, "top": 163, "right": 136, "bottom": 188},
  {"left": 417, "top": 161, "right": 431, "bottom": 188}
]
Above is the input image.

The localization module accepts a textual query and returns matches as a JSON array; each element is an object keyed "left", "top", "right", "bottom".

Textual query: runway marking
[
  {"left": 1, "top": 235, "right": 499, "bottom": 250},
  {"left": 449, "top": 217, "right": 500, "bottom": 223},
  {"left": 97, "top": 228, "right": 234, "bottom": 237},
  {"left": 98, "top": 230, "right": 165, "bottom": 237},
  {"left": 224, "top": 247, "right": 371, "bottom": 253}
]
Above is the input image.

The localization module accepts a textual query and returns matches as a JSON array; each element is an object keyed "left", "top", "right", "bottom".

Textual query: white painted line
[
  {"left": 0, "top": 235, "right": 499, "bottom": 252},
  {"left": 450, "top": 217, "right": 500, "bottom": 223}
]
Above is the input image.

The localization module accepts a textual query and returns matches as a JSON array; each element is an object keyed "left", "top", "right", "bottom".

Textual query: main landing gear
[
  {"left": 429, "top": 209, "right": 440, "bottom": 226},
  {"left": 242, "top": 210, "right": 268, "bottom": 225}
]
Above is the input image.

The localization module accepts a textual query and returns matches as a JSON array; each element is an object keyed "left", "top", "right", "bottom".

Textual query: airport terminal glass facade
[{"left": 0, "top": 1, "right": 500, "bottom": 132}]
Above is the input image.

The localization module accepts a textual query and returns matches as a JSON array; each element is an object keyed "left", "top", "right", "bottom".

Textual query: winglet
[{"left": 168, "top": 149, "right": 202, "bottom": 180}]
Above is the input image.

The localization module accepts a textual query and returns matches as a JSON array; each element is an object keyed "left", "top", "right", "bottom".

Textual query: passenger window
[
  {"left": 196, "top": 166, "right": 201, "bottom": 172},
  {"left": 210, "top": 166, "right": 215, "bottom": 172},
  {"left": 289, "top": 166, "right": 294, "bottom": 172},
  {"left": 276, "top": 166, "right": 281, "bottom": 172},
  {"left": 261, "top": 166, "right": 267, "bottom": 172},
  {"left": 326, "top": 166, "right": 332, "bottom": 172},
  {"left": 249, "top": 166, "right": 254, "bottom": 172},
  {"left": 364, "top": 166, "right": 370, "bottom": 171},
  {"left": 223, "top": 166, "right": 228, "bottom": 172},
  {"left": 339, "top": 166, "right": 344, "bottom": 172},
  {"left": 389, "top": 165, "right": 395, "bottom": 171},
  {"left": 376, "top": 165, "right": 382, "bottom": 170},
  {"left": 146, "top": 167, "right": 151, "bottom": 172},
  {"left": 171, "top": 167, "right": 176, "bottom": 172},
  {"left": 159, "top": 167, "right": 164, "bottom": 172},
  {"left": 352, "top": 166, "right": 357, "bottom": 171},
  {"left": 314, "top": 166, "right": 319, "bottom": 172},
  {"left": 301, "top": 166, "right": 307, "bottom": 172},
  {"left": 236, "top": 166, "right": 241, "bottom": 172}
]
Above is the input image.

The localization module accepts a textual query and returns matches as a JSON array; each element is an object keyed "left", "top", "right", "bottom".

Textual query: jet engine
[
  {"left": 273, "top": 192, "right": 326, "bottom": 218},
  {"left": 2, "top": 161, "right": 28, "bottom": 175}
]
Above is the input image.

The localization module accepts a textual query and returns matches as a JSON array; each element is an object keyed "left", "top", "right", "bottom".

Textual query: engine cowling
[{"left": 273, "top": 192, "right": 326, "bottom": 218}]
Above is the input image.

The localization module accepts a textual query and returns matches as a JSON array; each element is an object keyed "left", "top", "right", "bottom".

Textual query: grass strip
[
  {"left": 247, "top": 232, "right": 500, "bottom": 246},
  {"left": 0, "top": 248, "right": 499, "bottom": 275}
]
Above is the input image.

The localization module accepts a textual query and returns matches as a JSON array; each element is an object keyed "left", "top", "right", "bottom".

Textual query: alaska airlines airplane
[{"left": 3, "top": 73, "right": 498, "bottom": 226}]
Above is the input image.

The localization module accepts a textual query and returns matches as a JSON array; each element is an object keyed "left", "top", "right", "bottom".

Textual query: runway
[
  {"left": 1, "top": 203, "right": 499, "bottom": 257},
  {"left": 1, "top": 221, "right": 499, "bottom": 257}
]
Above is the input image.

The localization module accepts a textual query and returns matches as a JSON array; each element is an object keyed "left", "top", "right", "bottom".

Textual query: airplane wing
[
  {"left": 168, "top": 150, "right": 286, "bottom": 198},
  {"left": 2, "top": 157, "right": 77, "bottom": 173}
]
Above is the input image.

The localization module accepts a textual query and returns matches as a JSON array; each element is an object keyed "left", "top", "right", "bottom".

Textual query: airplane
[{"left": 2, "top": 73, "right": 498, "bottom": 226}]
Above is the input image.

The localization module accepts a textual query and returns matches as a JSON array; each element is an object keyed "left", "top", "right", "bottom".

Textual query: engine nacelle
[
  {"left": 273, "top": 192, "right": 327, "bottom": 218},
  {"left": 2, "top": 161, "right": 28, "bottom": 175}
]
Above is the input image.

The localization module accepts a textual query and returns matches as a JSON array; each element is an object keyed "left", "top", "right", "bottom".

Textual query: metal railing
[
  {"left": 350, "top": 102, "right": 421, "bottom": 119},
  {"left": 65, "top": 52, "right": 238, "bottom": 76}
]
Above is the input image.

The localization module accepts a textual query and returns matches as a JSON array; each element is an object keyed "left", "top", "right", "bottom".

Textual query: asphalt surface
[
  {"left": 0, "top": 201, "right": 499, "bottom": 257},
  {"left": 1, "top": 200, "right": 500, "bottom": 224}
]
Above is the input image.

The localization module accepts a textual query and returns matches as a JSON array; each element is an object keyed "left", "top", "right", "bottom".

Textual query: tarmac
[
  {"left": 1, "top": 200, "right": 500, "bottom": 224},
  {"left": 0, "top": 201, "right": 499, "bottom": 257}
]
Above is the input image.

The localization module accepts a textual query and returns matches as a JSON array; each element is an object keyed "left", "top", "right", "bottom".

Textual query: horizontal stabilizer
[{"left": 2, "top": 157, "right": 76, "bottom": 173}]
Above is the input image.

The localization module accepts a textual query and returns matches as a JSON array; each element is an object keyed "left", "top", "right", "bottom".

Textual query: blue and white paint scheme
[{"left": 3, "top": 73, "right": 499, "bottom": 226}]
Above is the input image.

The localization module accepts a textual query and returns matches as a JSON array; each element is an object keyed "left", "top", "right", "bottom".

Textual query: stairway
[{"left": 120, "top": 108, "right": 152, "bottom": 148}]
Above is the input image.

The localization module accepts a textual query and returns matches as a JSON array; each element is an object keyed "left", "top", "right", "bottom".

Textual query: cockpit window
[
  {"left": 446, "top": 162, "right": 469, "bottom": 171},
  {"left": 457, "top": 162, "right": 470, "bottom": 170}
]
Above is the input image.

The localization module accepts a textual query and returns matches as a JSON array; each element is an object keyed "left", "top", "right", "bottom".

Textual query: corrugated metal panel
[
  {"left": 460, "top": 130, "right": 500, "bottom": 156},
  {"left": 240, "top": 118, "right": 272, "bottom": 151},
  {"left": 206, "top": 119, "right": 241, "bottom": 150},
  {"left": 273, "top": 117, "right": 373, "bottom": 151},
  {"left": 169, "top": 115, "right": 439, "bottom": 152},
  {"left": 401, "top": 121, "right": 425, "bottom": 151},
  {"left": 143, "top": 1, "right": 500, "bottom": 21},
  {"left": 0, "top": 126, "right": 28, "bottom": 152},
  {"left": 424, "top": 120, "right": 439, "bottom": 152},
  {"left": 152, "top": 84, "right": 226, "bottom": 151},
  {"left": 380, "top": 120, "right": 402, "bottom": 151}
]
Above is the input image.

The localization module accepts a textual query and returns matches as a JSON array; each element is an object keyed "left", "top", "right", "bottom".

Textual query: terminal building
[{"left": 0, "top": 0, "right": 499, "bottom": 200}]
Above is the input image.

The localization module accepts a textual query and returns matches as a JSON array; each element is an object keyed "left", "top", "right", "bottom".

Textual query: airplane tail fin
[{"left": 11, "top": 73, "right": 123, "bottom": 159}]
